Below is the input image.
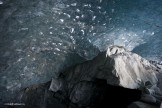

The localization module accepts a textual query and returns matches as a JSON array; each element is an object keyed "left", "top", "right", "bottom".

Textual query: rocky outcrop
[
  {"left": 15, "top": 46, "right": 162, "bottom": 108},
  {"left": 128, "top": 101, "right": 159, "bottom": 108}
]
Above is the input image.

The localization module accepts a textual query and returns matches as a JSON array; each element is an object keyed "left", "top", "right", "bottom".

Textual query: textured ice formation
[{"left": 0, "top": 0, "right": 162, "bottom": 102}]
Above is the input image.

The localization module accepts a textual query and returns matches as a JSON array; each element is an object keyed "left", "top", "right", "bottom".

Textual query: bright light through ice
[
  {"left": 0, "top": 1, "right": 3, "bottom": 4},
  {"left": 92, "top": 28, "right": 145, "bottom": 51},
  {"left": 113, "top": 30, "right": 145, "bottom": 51}
]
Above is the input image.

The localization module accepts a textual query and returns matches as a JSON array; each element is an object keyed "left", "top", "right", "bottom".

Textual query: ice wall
[{"left": 0, "top": 0, "right": 162, "bottom": 102}]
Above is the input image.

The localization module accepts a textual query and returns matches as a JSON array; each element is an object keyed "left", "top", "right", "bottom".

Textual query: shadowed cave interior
[
  {"left": 19, "top": 79, "right": 142, "bottom": 108},
  {"left": 84, "top": 79, "right": 142, "bottom": 108}
]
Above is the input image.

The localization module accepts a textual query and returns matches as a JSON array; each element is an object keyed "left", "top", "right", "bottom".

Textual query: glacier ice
[{"left": 0, "top": 0, "right": 162, "bottom": 102}]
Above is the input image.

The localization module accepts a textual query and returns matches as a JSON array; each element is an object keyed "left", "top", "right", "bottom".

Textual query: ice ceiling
[{"left": 0, "top": 0, "right": 162, "bottom": 101}]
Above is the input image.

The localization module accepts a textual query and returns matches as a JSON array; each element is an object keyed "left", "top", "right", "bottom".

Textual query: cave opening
[{"left": 90, "top": 79, "right": 142, "bottom": 108}]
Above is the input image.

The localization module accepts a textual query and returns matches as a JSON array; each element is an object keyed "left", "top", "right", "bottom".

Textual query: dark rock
[
  {"left": 15, "top": 81, "right": 72, "bottom": 108},
  {"left": 15, "top": 46, "right": 162, "bottom": 108},
  {"left": 15, "top": 79, "right": 142, "bottom": 108},
  {"left": 128, "top": 101, "right": 159, "bottom": 108},
  {"left": 141, "top": 94, "right": 156, "bottom": 103}
]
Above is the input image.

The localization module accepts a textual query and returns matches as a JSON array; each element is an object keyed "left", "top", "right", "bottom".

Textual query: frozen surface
[{"left": 0, "top": 0, "right": 162, "bottom": 102}]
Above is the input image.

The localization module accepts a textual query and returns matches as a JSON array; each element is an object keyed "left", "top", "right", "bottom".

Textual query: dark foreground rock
[
  {"left": 128, "top": 101, "right": 159, "bottom": 108},
  {"left": 14, "top": 79, "right": 142, "bottom": 108},
  {"left": 7, "top": 46, "right": 162, "bottom": 108}
]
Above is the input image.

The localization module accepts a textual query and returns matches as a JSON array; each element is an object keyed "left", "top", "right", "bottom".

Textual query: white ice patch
[
  {"left": 18, "top": 28, "right": 28, "bottom": 32},
  {"left": 109, "top": 18, "right": 112, "bottom": 21},
  {"left": 52, "top": 7, "right": 61, "bottom": 11},
  {"left": 52, "top": 43, "right": 56, "bottom": 45},
  {"left": 67, "top": 14, "right": 71, "bottom": 18},
  {"left": 76, "top": 16, "right": 79, "bottom": 19},
  {"left": 88, "top": 39, "right": 91, "bottom": 43},
  {"left": 66, "top": 5, "right": 70, "bottom": 7},
  {"left": 76, "top": 9, "right": 80, "bottom": 13},
  {"left": 17, "top": 58, "right": 23, "bottom": 62},
  {"left": 81, "top": 29, "right": 85, "bottom": 35},
  {"left": 0, "top": 1, "right": 3, "bottom": 5},
  {"left": 70, "top": 28, "right": 74, "bottom": 33},
  {"left": 49, "top": 26, "right": 53, "bottom": 29},
  {"left": 55, "top": 48, "right": 61, "bottom": 51},
  {"left": 71, "top": 3, "right": 77, "bottom": 6},
  {"left": 103, "top": 23, "right": 106, "bottom": 26},
  {"left": 81, "top": 14, "right": 84, "bottom": 18},
  {"left": 64, "top": 13, "right": 71, "bottom": 18},
  {"left": 83, "top": 4, "right": 88, "bottom": 7},
  {"left": 32, "top": 58, "right": 36, "bottom": 61},
  {"left": 60, "top": 19, "right": 64, "bottom": 23},
  {"left": 93, "top": 33, "right": 96, "bottom": 36},
  {"left": 16, "top": 49, "right": 23, "bottom": 52},
  {"left": 70, "top": 36, "right": 76, "bottom": 44},
  {"left": 58, "top": 43, "right": 62, "bottom": 46},
  {"left": 151, "top": 32, "right": 155, "bottom": 35},
  {"left": 92, "top": 16, "right": 96, "bottom": 21},
  {"left": 39, "top": 32, "right": 44, "bottom": 35},
  {"left": 97, "top": 6, "right": 101, "bottom": 9},
  {"left": 49, "top": 32, "right": 53, "bottom": 34},
  {"left": 36, "top": 12, "right": 44, "bottom": 16},
  {"left": 143, "top": 30, "right": 146, "bottom": 33}
]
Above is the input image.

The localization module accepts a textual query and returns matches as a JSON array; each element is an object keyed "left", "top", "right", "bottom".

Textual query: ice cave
[{"left": 0, "top": 0, "right": 162, "bottom": 108}]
